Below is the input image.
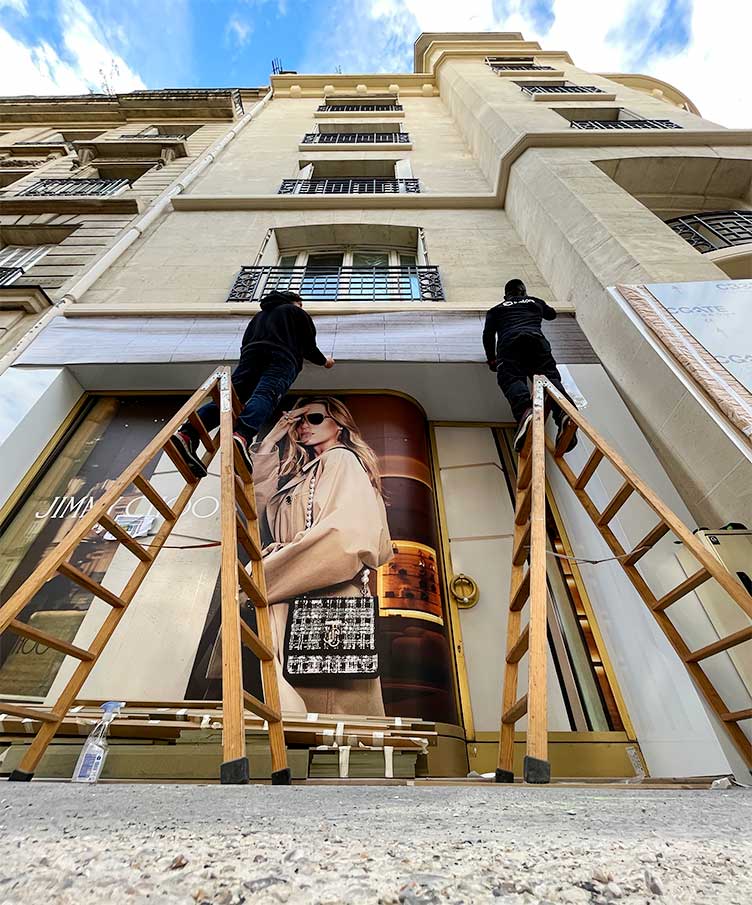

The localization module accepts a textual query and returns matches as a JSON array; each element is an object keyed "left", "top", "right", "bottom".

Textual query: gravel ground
[{"left": 0, "top": 783, "right": 749, "bottom": 905}]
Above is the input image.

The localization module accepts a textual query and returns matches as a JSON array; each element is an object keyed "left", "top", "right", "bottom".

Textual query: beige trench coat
[{"left": 254, "top": 444, "right": 393, "bottom": 716}]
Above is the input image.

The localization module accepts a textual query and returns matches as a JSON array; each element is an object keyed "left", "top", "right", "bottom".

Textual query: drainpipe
[{"left": 0, "top": 88, "right": 272, "bottom": 377}]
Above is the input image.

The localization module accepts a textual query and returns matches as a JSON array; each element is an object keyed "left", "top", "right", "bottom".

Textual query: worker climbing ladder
[
  {"left": 497, "top": 376, "right": 752, "bottom": 784},
  {"left": 0, "top": 367, "right": 290, "bottom": 785}
]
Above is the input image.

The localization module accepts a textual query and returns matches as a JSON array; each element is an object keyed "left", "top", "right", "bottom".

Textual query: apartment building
[{"left": 0, "top": 32, "right": 750, "bottom": 782}]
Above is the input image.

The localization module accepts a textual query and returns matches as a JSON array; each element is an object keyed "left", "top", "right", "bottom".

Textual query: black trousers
[{"left": 496, "top": 332, "right": 573, "bottom": 424}]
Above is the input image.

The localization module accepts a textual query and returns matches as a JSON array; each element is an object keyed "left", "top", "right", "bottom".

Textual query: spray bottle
[{"left": 71, "top": 701, "right": 125, "bottom": 783}]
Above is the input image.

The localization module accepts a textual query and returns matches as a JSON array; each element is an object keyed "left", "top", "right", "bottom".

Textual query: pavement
[{"left": 0, "top": 783, "right": 749, "bottom": 904}]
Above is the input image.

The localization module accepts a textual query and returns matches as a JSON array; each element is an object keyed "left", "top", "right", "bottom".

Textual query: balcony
[
  {"left": 18, "top": 178, "right": 129, "bottom": 197},
  {"left": 520, "top": 83, "right": 606, "bottom": 96},
  {"left": 279, "top": 178, "right": 420, "bottom": 195},
  {"left": 666, "top": 211, "right": 752, "bottom": 254},
  {"left": 0, "top": 266, "right": 21, "bottom": 286},
  {"left": 1, "top": 177, "right": 138, "bottom": 214},
  {"left": 301, "top": 131, "right": 411, "bottom": 146},
  {"left": 317, "top": 104, "right": 403, "bottom": 112},
  {"left": 120, "top": 88, "right": 244, "bottom": 117},
  {"left": 570, "top": 119, "right": 681, "bottom": 130},
  {"left": 228, "top": 265, "right": 445, "bottom": 303},
  {"left": 489, "top": 62, "right": 555, "bottom": 71}
]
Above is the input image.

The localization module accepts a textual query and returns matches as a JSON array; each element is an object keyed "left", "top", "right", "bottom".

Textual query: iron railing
[
  {"left": 666, "top": 211, "right": 752, "bottom": 254},
  {"left": 302, "top": 131, "right": 410, "bottom": 145},
  {"left": 228, "top": 266, "right": 445, "bottom": 303},
  {"left": 279, "top": 178, "right": 420, "bottom": 195},
  {"left": 17, "top": 178, "right": 130, "bottom": 197},
  {"left": 0, "top": 266, "right": 21, "bottom": 286},
  {"left": 520, "top": 84, "right": 605, "bottom": 96},
  {"left": 117, "top": 133, "right": 188, "bottom": 141},
  {"left": 489, "top": 63, "right": 554, "bottom": 71},
  {"left": 317, "top": 104, "right": 403, "bottom": 112},
  {"left": 570, "top": 119, "right": 681, "bottom": 130}
]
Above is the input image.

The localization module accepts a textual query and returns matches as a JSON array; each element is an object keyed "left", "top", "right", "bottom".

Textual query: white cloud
[
  {"left": 0, "top": 0, "right": 28, "bottom": 13},
  {"left": 226, "top": 15, "right": 253, "bottom": 48},
  {"left": 0, "top": 0, "right": 145, "bottom": 97},
  {"left": 359, "top": 0, "right": 750, "bottom": 128}
]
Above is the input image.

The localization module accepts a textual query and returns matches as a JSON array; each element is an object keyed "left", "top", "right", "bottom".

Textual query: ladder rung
[
  {"left": 653, "top": 568, "right": 711, "bottom": 612},
  {"left": 597, "top": 481, "right": 634, "bottom": 526},
  {"left": 506, "top": 624, "right": 529, "bottom": 664},
  {"left": 9, "top": 619, "right": 94, "bottom": 661},
  {"left": 165, "top": 439, "right": 202, "bottom": 485},
  {"left": 574, "top": 448, "right": 603, "bottom": 490},
  {"left": 233, "top": 446, "right": 253, "bottom": 483},
  {"left": 622, "top": 522, "right": 670, "bottom": 567},
  {"left": 554, "top": 418, "right": 578, "bottom": 457},
  {"left": 686, "top": 626, "right": 752, "bottom": 663},
  {"left": 518, "top": 449, "right": 532, "bottom": 490},
  {"left": 502, "top": 694, "right": 528, "bottom": 725},
  {"left": 133, "top": 474, "right": 176, "bottom": 522},
  {"left": 515, "top": 484, "right": 531, "bottom": 526},
  {"left": 238, "top": 563, "right": 267, "bottom": 607},
  {"left": 58, "top": 562, "right": 126, "bottom": 609},
  {"left": 510, "top": 570, "right": 530, "bottom": 612},
  {"left": 0, "top": 703, "right": 58, "bottom": 723},
  {"left": 240, "top": 619, "right": 274, "bottom": 661},
  {"left": 188, "top": 412, "right": 217, "bottom": 453},
  {"left": 512, "top": 522, "right": 531, "bottom": 566},
  {"left": 236, "top": 517, "right": 262, "bottom": 561},
  {"left": 722, "top": 707, "right": 752, "bottom": 722},
  {"left": 98, "top": 514, "right": 153, "bottom": 562},
  {"left": 242, "top": 691, "right": 280, "bottom": 723},
  {"left": 234, "top": 475, "right": 257, "bottom": 521}
]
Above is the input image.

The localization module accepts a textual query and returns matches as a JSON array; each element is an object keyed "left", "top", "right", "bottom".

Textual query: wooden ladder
[
  {"left": 0, "top": 367, "right": 290, "bottom": 785},
  {"left": 497, "top": 376, "right": 752, "bottom": 783}
]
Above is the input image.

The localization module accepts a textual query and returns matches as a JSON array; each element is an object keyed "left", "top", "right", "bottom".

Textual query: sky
[{"left": 0, "top": 0, "right": 749, "bottom": 127}]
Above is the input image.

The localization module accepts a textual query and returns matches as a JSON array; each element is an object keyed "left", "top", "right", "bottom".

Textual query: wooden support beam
[
  {"left": 653, "top": 568, "right": 710, "bottom": 612},
  {"left": 9, "top": 619, "right": 94, "bottom": 661},
  {"left": 133, "top": 474, "right": 176, "bottom": 522},
  {"left": 0, "top": 702, "right": 58, "bottom": 723},
  {"left": 510, "top": 569, "right": 530, "bottom": 612},
  {"left": 622, "top": 522, "right": 670, "bottom": 567},
  {"left": 98, "top": 514, "right": 153, "bottom": 562},
  {"left": 515, "top": 484, "right": 531, "bottom": 526},
  {"left": 188, "top": 412, "right": 217, "bottom": 453},
  {"left": 685, "top": 626, "right": 752, "bottom": 663},
  {"left": 512, "top": 521, "right": 531, "bottom": 566},
  {"left": 242, "top": 691, "right": 281, "bottom": 724},
  {"left": 164, "top": 439, "right": 201, "bottom": 485},
  {"left": 240, "top": 619, "right": 274, "bottom": 662},
  {"left": 502, "top": 694, "right": 528, "bottom": 725},
  {"left": 58, "top": 562, "right": 126, "bottom": 609},
  {"left": 518, "top": 448, "right": 532, "bottom": 490},
  {"left": 574, "top": 448, "right": 603, "bottom": 490},
  {"left": 236, "top": 516, "right": 262, "bottom": 562},
  {"left": 597, "top": 481, "right": 634, "bottom": 526},
  {"left": 722, "top": 708, "right": 752, "bottom": 722},
  {"left": 506, "top": 625, "right": 529, "bottom": 665},
  {"left": 238, "top": 564, "right": 267, "bottom": 608},
  {"left": 234, "top": 475, "right": 257, "bottom": 521}
]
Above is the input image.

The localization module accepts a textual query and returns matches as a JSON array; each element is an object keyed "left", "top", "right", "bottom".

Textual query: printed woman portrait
[{"left": 251, "top": 396, "right": 393, "bottom": 716}]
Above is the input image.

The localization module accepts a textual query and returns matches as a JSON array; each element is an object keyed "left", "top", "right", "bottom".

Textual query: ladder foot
[
  {"left": 8, "top": 769, "right": 33, "bottom": 782},
  {"left": 523, "top": 755, "right": 550, "bottom": 784},
  {"left": 494, "top": 768, "right": 514, "bottom": 784},
  {"left": 220, "top": 757, "right": 250, "bottom": 785},
  {"left": 271, "top": 767, "right": 292, "bottom": 786}
]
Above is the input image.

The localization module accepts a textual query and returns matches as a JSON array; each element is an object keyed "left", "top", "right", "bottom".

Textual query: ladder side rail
[
  {"left": 542, "top": 378, "right": 752, "bottom": 620},
  {"left": 0, "top": 369, "right": 224, "bottom": 634}
]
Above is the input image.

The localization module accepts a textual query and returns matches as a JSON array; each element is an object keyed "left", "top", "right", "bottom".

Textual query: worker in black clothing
[
  {"left": 173, "top": 289, "right": 334, "bottom": 476},
  {"left": 483, "top": 278, "right": 577, "bottom": 453}
]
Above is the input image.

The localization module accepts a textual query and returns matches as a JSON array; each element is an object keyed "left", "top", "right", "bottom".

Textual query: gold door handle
[{"left": 449, "top": 573, "right": 479, "bottom": 609}]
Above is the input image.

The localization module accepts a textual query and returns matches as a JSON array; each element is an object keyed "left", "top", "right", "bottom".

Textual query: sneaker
[
  {"left": 233, "top": 432, "right": 254, "bottom": 474},
  {"left": 513, "top": 409, "right": 533, "bottom": 452},
  {"left": 555, "top": 414, "right": 578, "bottom": 453},
  {"left": 171, "top": 430, "right": 207, "bottom": 478}
]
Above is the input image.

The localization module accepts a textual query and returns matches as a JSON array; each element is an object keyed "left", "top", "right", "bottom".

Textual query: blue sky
[{"left": 0, "top": 0, "right": 748, "bottom": 126}]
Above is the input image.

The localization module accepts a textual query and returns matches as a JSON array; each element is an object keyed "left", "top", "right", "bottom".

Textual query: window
[
  {"left": 279, "top": 248, "right": 421, "bottom": 301},
  {"left": 553, "top": 107, "right": 681, "bottom": 130},
  {"left": 516, "top": 81, "right": 605, "bottom": 96}
]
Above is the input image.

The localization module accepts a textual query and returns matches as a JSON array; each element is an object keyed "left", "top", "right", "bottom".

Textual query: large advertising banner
[{"left": 0, "top": 392, "right": 458, "bottom": 725}]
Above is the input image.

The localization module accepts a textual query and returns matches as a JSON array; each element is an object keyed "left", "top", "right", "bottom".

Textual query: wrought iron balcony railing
[
  {"left": 302, "top": 131, "right": 410, "bottom": 145},
  {"left": 118, "top": 133, "right": 188, "bottom": 141},
  {"left": 666, "top": 211, "right": 752, "bottom": 254},
  {"left": 317, "top": 104, "right": 403, "bottom": 112},
  {"left": 489, "top": 63, "right": 554, "bottom": 71},
  {"left": 17, "top": 178, "right": 130, "bottom": 197},
  {"left": 520, "top": 84, "right": 605, "bottom": 96},
  {"left": 279, "top": 178, "right": 420, "bottom": 195},
  {"left": 0, "top": 266, "right": 21, "bottom": 286},
  {"left": 228, "top": 266, "right": 444, "bottom": 303},
  {"left": 570, "top": 119, "right": 681, "bottom": 130}
]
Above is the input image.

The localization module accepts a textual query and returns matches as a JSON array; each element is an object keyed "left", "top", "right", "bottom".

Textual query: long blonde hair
[{"left": 277, "top": 396, "right": 383, "bottom": 495}]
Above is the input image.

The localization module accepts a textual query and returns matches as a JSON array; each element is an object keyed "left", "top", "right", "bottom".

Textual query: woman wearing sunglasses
[{"left": 251, "top": 396, "right": 393, "bottom": 716}]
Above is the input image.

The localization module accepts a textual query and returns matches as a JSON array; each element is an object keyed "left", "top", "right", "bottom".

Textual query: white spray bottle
[{"left": 71, "top": 701, "right": 125, "bottom": 783}]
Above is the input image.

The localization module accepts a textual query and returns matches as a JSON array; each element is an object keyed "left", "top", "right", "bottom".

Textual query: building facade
[{"left": 0, "top": 33, "right": 750, "bottom": 781}]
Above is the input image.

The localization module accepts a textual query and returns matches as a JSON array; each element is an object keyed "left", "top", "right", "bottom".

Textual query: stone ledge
[
  {"left": 172, "top": 192, "right": 497, "bottom": 210},
  {"left": 0, "top": 284, "right": 53, "bottom": 313},
  {"left": 0, "top": 195, "right": 141, "bottom": 215}
]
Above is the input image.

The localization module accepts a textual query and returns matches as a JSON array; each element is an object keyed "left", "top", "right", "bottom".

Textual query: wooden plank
[
  {"left": 98, "top": 513, "right": 153, "bottom": 562},
  {"left": 218, "top": 368, "right": 247, "bottom": 771},
  {"left": 515, "top": 484, "right": 531, "bottom": 526},
  {"left": 502, "top": 694, "right": 528, "bottom": 725},
  {"left": 574, "top": 448, "right": 603, "bottom": 490},
  {"left": 506, "top": 624, "right": 529, "bottom": 665},
  {"left": 164, "top": 439, "right": 202, "bottom": 485},
  {"left": 685, "top": 625, "right": 752, "bottom": 663},
  {"left": 722, "top": 708, "right": 752, "bottom": 722},
  {"left": 9, "top": 619, "right": 94, "bottom": 661},
  {"left": 0, "top": 703, "right": 58, "bottom": 723},
  {"left": 240, "top": 619, "right": 274, "bottom": 662},
  {"left": 653, "top": 568, "right": 710, "bottom": 612},
  {"left": 518, "top": 447, "right": 532, "bottom": 490},
  {"left": 188, "top": 412, "right": 217, "bottom": 454},
  {"left": 234, "top": 475, "right": 257, "bottom": 521},
  {"left": 233, "top": 446, "right": 253, "bottom": 484},
  {"left": 597, "top": 481, "right": 634, "bottom": 526},
  {"left": 242, "top": 691, "right": 280, "bottom": 724},
  {"left": 58, "top": 562, "right": 126, "bottom": 609},
  {"left": 510, "top": 569, "right": 530, "bottom": 612},
  {"left": 526, "top": 379, "right": 548, "bottom": 765},
  {"left": 133, "top": 474, "right": 177, "bottom": 522},
  {"left": 236, "top": 516, "right": 262, "bottom": 562},
  {"left": 622, "top": 522, "right": 670, "bottom": 567},
  {"left": 512, "top": 520, "right": 531, "bottom": 566},
  {"left": 238, "top": 564, "right": 267, "bottom": 608}
]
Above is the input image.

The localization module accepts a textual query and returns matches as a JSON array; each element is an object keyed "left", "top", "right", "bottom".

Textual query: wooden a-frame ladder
[
  {"left": 0, "top": 367, "right": 290, "bottom": 785},
  {"left": 497, "top": 376, "right": 752, "bottom": 784}
]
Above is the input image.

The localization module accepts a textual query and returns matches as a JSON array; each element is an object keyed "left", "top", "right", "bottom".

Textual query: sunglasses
[{"left": 299, "top": 412, "right": 329, "bottom": 425}]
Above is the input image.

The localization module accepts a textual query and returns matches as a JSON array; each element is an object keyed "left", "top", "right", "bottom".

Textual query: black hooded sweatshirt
[
  {"left": 240, "top": 295, "right": 327, "bottom": 370},
  {"left": 482, "top": 294, "right": 557, "bottom": 362}
]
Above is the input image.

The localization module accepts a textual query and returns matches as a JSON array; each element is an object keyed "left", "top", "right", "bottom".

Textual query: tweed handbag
[{"left": 283, "top": 468, "right": 380, "bottom": 682}]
